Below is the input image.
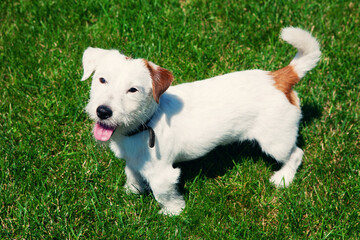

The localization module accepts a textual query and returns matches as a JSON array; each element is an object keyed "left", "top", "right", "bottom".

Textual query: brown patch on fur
[
  {"left": 144, "top": 60, "right": 174, "bottom": 103},
  {"left": 270, "top": 66, "right": 300, "bottom": 108}
]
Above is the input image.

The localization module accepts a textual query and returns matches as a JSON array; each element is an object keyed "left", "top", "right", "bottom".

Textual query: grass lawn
[{"left": 1, "top": 0, "right": 359, "bottom": 238}]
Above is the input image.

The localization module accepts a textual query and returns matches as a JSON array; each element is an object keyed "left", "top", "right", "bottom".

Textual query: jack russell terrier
[{"left": 81, "top": 27, "right": 321, "bottom": 215}]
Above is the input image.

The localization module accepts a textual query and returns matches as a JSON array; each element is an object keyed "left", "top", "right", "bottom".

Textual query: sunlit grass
[{"left": 1, "top": 0, "right": 359, "bottom": 238}]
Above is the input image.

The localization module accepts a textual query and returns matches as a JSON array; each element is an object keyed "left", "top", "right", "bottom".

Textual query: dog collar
[{"left": 124, "top": 122, "right": 155, "bottom": 148}]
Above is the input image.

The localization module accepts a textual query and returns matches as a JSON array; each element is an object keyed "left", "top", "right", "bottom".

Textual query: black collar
[{"left": 124, "top": 121, "right": 155, "bottom": 148}]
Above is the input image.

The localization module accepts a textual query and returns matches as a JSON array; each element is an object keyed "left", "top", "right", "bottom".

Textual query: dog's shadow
[
  {"left": 174, "top": 101, "right": 322, "bottom": 190},
  {"left": 174, "top": 140, "right": 275, "bottom": 189}
]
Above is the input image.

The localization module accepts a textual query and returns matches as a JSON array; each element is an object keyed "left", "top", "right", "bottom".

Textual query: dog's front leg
[
  {"left": 143, "top": 165, "right": 185, "bottom": 215},
  {"left": 124, "top": 165, "right": 147, "bottom": 194}
]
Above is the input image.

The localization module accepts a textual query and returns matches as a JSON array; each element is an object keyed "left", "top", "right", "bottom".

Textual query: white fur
[
  {"left": 81, "top": 27, "right": 320, "bottom": 215},
  {"left": 281, "top": 27, "right": 321, "bottom": 79}
]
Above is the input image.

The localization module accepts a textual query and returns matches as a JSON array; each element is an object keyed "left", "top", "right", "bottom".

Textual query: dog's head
[{"left": 81, "top": 47, "right": 173, "bottom": 141}]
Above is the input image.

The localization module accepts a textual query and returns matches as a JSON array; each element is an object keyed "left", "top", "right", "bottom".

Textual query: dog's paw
[
  {"left": 158, "top": 199, "right": 185, "bottom": 216},
  {"left": 270, "top": 170, "right": 295, "bottom": 188},
  {"left": 158, "top": 206, "right": 184, "bottom": 216}
]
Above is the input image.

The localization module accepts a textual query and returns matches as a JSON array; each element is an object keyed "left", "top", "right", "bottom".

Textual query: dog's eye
[
  {"left": 99, "top": 77, "right": 106, "bottom": 84},
  {"left": 127, "top": 87, "right": 138, "bottom": 93}
]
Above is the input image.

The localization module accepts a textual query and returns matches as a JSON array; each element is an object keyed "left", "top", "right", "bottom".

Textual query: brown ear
[{"left": 145, "top": 60, "right": 174, "bottom": 103}]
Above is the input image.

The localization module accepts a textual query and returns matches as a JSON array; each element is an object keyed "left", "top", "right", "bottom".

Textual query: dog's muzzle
[{"left": 93, "top": 105, "right": 116, "bottom": 142}]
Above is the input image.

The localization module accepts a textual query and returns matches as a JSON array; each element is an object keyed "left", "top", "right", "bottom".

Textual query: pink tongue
[{"left": 94, "top": 123, "right": 115, "bottom": 141}]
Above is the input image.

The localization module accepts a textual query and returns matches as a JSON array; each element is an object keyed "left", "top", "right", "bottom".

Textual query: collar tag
[{"left": 148, "top": 127, "right": 155, "bottom": 148}]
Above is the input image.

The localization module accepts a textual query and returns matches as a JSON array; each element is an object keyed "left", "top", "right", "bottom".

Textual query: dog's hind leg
[
  {"left": 254, "top": 129, "right": 303, "bottom": 187},
  {"left": 251, "top": 110, "right": 303, "bottom": 187},
  {"left": 269, "top": 146, "right": 303, "bottom": 187},
  {"left": 143, "top": 165, "right": 185, "bottom": 215}
]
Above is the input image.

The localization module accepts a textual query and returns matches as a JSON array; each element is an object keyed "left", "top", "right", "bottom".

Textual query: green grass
[{"left": 1, "top": 0, "right": 359, "bottom": 238}]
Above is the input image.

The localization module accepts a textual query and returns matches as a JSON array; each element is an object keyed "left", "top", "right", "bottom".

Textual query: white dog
[{"left": 81, "top": 27, "right": 320, "bottom": 215}]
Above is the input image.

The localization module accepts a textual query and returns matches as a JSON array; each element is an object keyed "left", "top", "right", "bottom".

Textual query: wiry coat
[{"left": 81, "top": 27, "right": 321, "bottom": 215}]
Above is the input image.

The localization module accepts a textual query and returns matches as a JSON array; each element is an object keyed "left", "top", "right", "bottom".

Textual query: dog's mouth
[{"left": 93, "top": 122, "right": 116, "bottom": 142}]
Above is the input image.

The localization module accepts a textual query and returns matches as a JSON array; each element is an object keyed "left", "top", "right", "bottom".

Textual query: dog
[{"left": 81, "top": 27, "right": 321, "bottom": 215}]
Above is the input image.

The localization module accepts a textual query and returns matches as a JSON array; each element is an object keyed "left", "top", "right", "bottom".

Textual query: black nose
[{"left": 96, "top": 105, "right": 113, "bottom": 120}]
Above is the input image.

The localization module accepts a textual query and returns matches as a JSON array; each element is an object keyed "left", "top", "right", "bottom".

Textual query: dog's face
[{"left": 81, "top": 47, "right": 173, "bottom": 141}]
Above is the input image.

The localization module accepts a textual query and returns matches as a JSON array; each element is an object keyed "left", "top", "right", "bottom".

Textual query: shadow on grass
[
  {"left": 297, "top": 100, "right": 323, "bottom": 148},
  {"left": 175, "top": 141, "right": 276, "bottom": 190},
  {"left": 174, "top": 101, "right": 322, "bottom": 189}
]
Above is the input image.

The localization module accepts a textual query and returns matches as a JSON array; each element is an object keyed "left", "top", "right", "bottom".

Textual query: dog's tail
[
  {"left": 281, "top": 27, "right": 321, "bottom": 79},
  {"left": 270, "top": 27, "right": 320, "bottom": 107}
]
